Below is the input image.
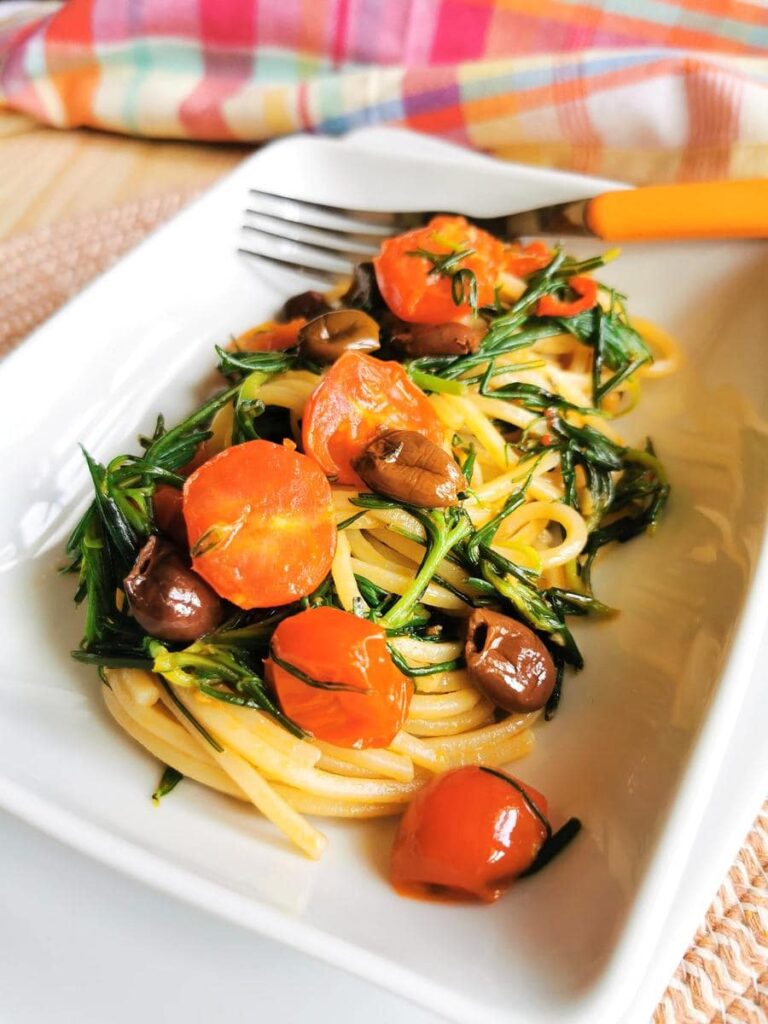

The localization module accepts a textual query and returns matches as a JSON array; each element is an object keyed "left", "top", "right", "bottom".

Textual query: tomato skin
[
  {"left": 374, "top": 215, "right": 503, "bottom": 324},
  {"left": 390, "top": 766, "right": 549, "bottom": 902},
  {"left": 536, "top": 275, "right": 598, "bottom": 317},
  {"left": 503, "top": 241, "right": 552, "bottom": 277},
  {"left": 265, "top": 606, "right": 413, "bottom": 748},
  {"left": 182, "top": 440, "right": 336, "bottom": 609},
  {"left": 231, "top": 318, "right": 305, "bottom": 352},
  {"left": 302, "top": 351, "right": 444, "bottom": 487}
]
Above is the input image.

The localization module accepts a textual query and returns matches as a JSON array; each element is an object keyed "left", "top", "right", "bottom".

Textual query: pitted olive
[
  {"left": 465, "top": 608, "right": 555, "bottom": 713},
  {"left": 124, "top": 536, "right": 225, "bottom": 643},
  {"left": 298, "top": 309, "right": 380, "bottom": 364},
  {"left": 352, "top": 429, "right": 462, "bottom": 508},
  {"left": 390, "top": 321, "right": 486, "bottom": 358}
]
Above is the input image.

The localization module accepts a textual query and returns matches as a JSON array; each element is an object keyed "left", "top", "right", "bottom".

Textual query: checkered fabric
[{"left": 1, "top": 0, "right": 767, "bottom": 183}]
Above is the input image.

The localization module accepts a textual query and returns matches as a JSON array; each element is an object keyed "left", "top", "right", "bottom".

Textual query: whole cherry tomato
[
  {"left": 374, "top": 215, "right": 504, "bottom": 324},
  {"left": 183, "top": 440, "right": 336, "bottom": 608},
  {"left": 302, "top": 351, "right": 444, "bottom": 487},
  {"left": 265, "top": 606, "right": 413, "bottom": 748},
  {"left": 503, "top": 240, "right": 552, "bottom": 278},
  {"left": 390, "top": 765, "right": 550, "bottom": 902}
]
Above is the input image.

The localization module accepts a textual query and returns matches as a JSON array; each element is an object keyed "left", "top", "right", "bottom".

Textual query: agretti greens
[{"left": 66, "top": 241, "right": 668, "bottom": 727}]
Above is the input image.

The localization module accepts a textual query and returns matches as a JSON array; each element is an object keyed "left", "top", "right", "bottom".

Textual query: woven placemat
[{"left": 1, "top": 193, "right": 766, "bottom": 1023}]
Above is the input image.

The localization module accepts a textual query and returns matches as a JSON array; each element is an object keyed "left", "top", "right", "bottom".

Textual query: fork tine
[
  {"left": 238, "top": 248, "right": 346, "bottom": 285},
  {"left": 242, "top": 223, "right": 379, "bottom": 262},
  {"left": 243, "top": 210, "right": 385, "bottom": 255},
  {"left": 238, "top": 225, "right": 355, "bottom": 284},
  {"left": 239, "top": 228, "right": 357, "bottom": 271},
  {"left": 248, "top": 188, "right": 400, "bottom": 236}
]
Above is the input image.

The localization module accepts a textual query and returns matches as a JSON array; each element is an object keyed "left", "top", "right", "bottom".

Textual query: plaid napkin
[{"left": 0, "top": 0, "right": 767, "bottom": 182}]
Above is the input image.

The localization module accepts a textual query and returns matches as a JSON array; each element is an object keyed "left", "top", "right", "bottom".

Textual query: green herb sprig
[
  {"left": 350, "top": 494, "right": 473, "bottom": 631},
  {"left": 406, "top": 246, "right": 479, "bottom": 316},
  {"left": 149, "top": 639, "right": 304, "bottom": 738}
]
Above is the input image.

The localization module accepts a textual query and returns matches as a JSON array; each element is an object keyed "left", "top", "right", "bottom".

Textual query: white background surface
[{"left": 0, "top": 807, "right": 442, "bottom": 1024}]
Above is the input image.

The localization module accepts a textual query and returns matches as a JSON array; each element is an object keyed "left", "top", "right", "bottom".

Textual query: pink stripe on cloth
[
  {"left": 430, "top": 0, "right": 494, "bottom": 64},
  {"left": 330, "top": 0, "right": 351, "bottom": 68},
  {"left": 402, "top": 0, "right": 443, "bottom": 66},
  {"left": 0, "top": 17, "right": 43, "bottom": 113},
  {"left": 138, "top": 0, "right": 201, "bottom": 38},
  {"left": 2, "top": 1, "right": 768, "bottom": 184},
  {"left": 179, "top": 0, "right": 257, "bottom": 139},
  {"left": 346, "top": 0, "right": 404, "bottom": 65}
]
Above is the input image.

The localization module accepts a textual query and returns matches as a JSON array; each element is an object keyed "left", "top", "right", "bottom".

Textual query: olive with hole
[
  {"left": 465, "top": 608, "right": 555, "bottom": 713},
  {"left": 123, "top": 535, "right": 225, "bottom": 643},
  {"left": 391, "top": 321, "right": 486, "bottom": 358},
  {"left": 353, "top": 429, "right": 463, "bottom": 508},
  {"left": 281, "top": 290, "right": 331, "bottom": 322},
  {"left": 298, "top": 309, "right": 380, "bottom": 364}
]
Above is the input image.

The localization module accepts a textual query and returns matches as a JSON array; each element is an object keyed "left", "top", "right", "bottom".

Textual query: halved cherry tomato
[
  {"left": 230, "top": 318, "right": 305, "bottom": 352},
  {"left": 390, "top": 766, "right": 549, "bottom": 902},
  {"left": 265, "top": 606, "right": 412, "bottom": 748},
  {"left": 503, "top": 240, "right": 552, "bottom": 277},
  {"left": 536, "top": 275, "right": 598, "bottom": 318},
  {"left": 183, "top": 439, "right": 335, "bottom": 608},
  {"left": 374, "top": 215, "right": 503, "bottom": 324},
  {"left": 302, "top": 351, "right": 444, "bottom": 487}
]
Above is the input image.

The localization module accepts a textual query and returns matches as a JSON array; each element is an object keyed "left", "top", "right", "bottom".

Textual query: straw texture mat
[{"left": 1, "top": 190, "right": 766, "bottom": 1023}]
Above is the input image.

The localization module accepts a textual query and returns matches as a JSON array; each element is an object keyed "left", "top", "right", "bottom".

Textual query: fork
[{"left": 240, "top": 179, "right": 768, "bottom": 281}]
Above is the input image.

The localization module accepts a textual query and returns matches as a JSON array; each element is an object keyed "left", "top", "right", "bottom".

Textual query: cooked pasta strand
[
  {"left": 161, "top": 687, "right": 327, "bottom": 858},
  {"left": 405, "top": 700, "right": 495, "bottom": 736}
]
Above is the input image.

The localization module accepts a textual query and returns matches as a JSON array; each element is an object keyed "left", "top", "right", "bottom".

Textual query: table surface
[{"left": 0, "top": 113, "right": 248, "bottom": 239}]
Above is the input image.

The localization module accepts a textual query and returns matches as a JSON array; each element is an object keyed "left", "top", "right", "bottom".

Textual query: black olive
[
  {"left": 340, "top": 261, "right": 383, "bottom": 312},
  {"left": 353, "top": 430, "right": 462, "bottom": 508},
  {"left": 298, "top": 309, "right": 380, "bottom": 364},
  {"left": 465, "top": 608, "right": 555, "bottom": 713},
  {"left": 390, "top": 321, "right": 486, "bottom": 358},
  {"left": 281, "top": 290, "right": 332, "bottom": 322},
  {"left": 123, "top": 536, "right": 225, "bottom": 643}
]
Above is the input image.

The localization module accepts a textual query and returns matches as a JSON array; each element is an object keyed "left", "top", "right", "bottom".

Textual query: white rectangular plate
[{"left": 1, "top": 129, "right": 767, "bottom": 1024}]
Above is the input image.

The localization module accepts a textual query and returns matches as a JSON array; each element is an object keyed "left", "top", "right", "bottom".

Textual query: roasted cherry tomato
[
  {"left": 265, "top": 606, "right": 413, "bottom": 748},
  {"left": 183, "top": 440, "right": 335, "bottom": 608},
  {"left": 390, "top": 766, "right": 550, "bottom": 902},
  {"left": 302, "top": 351, "right": 444, "bottom": 487},
  {"left": 374, "top": 215, "right": 504, "bottom": 324},
  {"left": 230, "top": 318, "right": 305, "bottom": 352},
  {"left": 536, "top": 275, "right": 598, "bottom": 317},
  {"left": 503, "top": 240, "right": 552, "bottom": 277}
]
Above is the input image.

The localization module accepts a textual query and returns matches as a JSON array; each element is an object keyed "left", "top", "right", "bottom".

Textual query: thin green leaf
[
  {"left": 387, "top": 646, "right": 463, "bottom": 677},
  {"left": 269, "top": 650, "right": 370, "bottom": 693},
  {"left": 152, "top": 766, "right": 183, "bottom": 804}
]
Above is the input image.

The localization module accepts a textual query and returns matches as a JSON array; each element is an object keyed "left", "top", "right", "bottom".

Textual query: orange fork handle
[{"left": 585, "top": 179, "right": 768, "bottom": 241}]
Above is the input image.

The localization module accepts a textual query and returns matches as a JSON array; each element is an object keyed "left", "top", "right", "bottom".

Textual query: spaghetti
[{"left": 67, "top": 219, "right": 676, "bottom": 878}]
